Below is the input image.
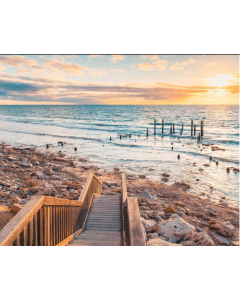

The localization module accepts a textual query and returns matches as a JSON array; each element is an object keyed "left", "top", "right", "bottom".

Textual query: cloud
[
  {"left": 170, "top": 58, "right": 196, "bottom": 70},
  {"left": 204, "top": 62, "right": 219, "bottom": 67},
  {"left": 139, "top": 55, "right": 159, "bottom": 61},
  {"left": 0, "top": 55, "right": 41, "bottom": 69},
  {"left": 110, "top": 55, "right": 125, "bottom": 63},
  {"left": 88, "top": 55, "right": 104, "bottom": 59},
  {"left": 111, "top": 69, "right": 125, "bottom": 73},
  {"left": 136, "top": 59, "right": 168, "bottom": 71},
  {"left": 46, "top": 59, "right": 86, "bottom": 76}
]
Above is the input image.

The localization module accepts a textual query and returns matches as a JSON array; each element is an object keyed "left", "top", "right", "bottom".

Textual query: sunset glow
[{"left": 0, "top": 55, "right": 238, "bottom": 105}]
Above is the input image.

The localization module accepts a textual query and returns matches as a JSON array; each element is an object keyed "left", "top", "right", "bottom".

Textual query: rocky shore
[{"left": 0, "top": 142, "right": 239, "bottom": 246}]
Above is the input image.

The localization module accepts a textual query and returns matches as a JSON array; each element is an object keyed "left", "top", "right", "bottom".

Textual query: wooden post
[
  {"left": 154, "top": 119, "right": 156, "bottom": 135},
  {"left": 173, "top": 123, "right": 175, "bottom": 134},
  {"left": 170, "top": 126, "right": 172, "bottom": 134},
  {"left": 182, "top": 123, "right": 184, "bottom": 132},
  {"left": 191, "top": 120, "right": 193, "bottom": 136},
  {"left": 146, "top": 127, "right": 149, "bottom": 137},
  {"left": 194, "top": 124, "right": 196, "bottom": 136},
  {"left": 162, "top": 119, "right": 164, "bottom": 134},
  {"left": 201, "top": 121, "right": 204, "bottom": 137}
]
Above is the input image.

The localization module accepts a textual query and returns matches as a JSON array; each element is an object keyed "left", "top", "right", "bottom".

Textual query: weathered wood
[
  {"left": 191, "top": 120, "right": 193, "bottom": 136},
  {"left": 146, "top": 127, "right": 149, "bottom": 137},
  {"left": 43, "top": 197, "right": 82, "bottom": 207},
  {"left": 173, "top": 123, "right": 175, "bottom": 134},
  {"left": 162, "top": 119, "right": 164, "bottom": 134},
  {"left": 40, "top": 207, "right": 44, "bottom": 246},
  {"left": 154, "top": 119, "right": 156, "bottom": 135},
  {"left": 34, "top": 214, "right": 38, "bottom": 246},
  {"left": 194, "top": 124, "right": 196, "bottom": 136},
  {"left": 23, "top": 226, "right": 27, "bottom": 246},
  {"left": 0, "top": 195, "right": 44, "bottom": 246},
  {"left": 56, "top": 228, "right": 82, "bottom": 246},
  {"left": 29, "top": 218, "right": 33, "bottom": 246},
  {"left": 201, "top": 120, "right": 204, "bottom": 137},
  {"left": 127, "top": 197, "right": 145, "bottom": 246}
]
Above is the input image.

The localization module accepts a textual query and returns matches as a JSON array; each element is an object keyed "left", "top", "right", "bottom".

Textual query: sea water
[{"left": 0, "top": 105, "right": 239, "bottom": 205}]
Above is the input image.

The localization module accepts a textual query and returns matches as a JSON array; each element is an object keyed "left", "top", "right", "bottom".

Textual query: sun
[{"left": 206, "top": 74, "right": 235, "bottom": 87}]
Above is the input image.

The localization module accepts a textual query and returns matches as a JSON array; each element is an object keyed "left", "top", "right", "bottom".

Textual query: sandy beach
[{"left": 0, "top": 142, "right": 238, "bottom": 246}]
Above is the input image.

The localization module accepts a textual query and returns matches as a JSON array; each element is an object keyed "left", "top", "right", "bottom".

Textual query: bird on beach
[{"left": 74, "top": 147, "right": 77, "bottom": 151}]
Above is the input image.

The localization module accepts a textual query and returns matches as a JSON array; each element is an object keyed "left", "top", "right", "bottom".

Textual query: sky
[{"left": 0, "top": 55, "right": 239, "bottom": 105}]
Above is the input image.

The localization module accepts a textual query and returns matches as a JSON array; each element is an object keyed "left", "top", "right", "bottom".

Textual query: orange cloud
[
  {"left": 170, "top": 58, "right": 196, "bottom": 70},
  {"left": 139, "top": 55, "right": 159, "bottom": 61},
  {"left": 136, "top": 59, "right": 168, "bottom": 71},
  {"left": 110, "top": 55, "right": 125, "bottom": 63},
  {"left": 89, "top": 55, "right": 104, "bottom": 59}
]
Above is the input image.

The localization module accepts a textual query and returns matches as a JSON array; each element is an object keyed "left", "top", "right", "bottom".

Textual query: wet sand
[{"left": 0, "top": 142, "right": 239, "bottom": 246}]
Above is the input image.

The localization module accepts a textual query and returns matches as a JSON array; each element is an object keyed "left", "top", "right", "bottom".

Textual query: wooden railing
[
  {"left": 0, "top": 172, "right": 102, "bottom": 246},
  {"left": 121, "top": 173, "right": 145, "bottom": 246}
]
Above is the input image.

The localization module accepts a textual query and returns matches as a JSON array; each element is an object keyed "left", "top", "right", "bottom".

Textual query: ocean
[{"left": 0, "top": 105, "right": 239, "bottom": 205}]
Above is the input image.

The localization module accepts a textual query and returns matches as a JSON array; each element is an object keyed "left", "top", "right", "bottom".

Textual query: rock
[
  {"left": 147, "top": 232, "right": 159, "bottom": 239},
  {"left": 208, "top": 220, "right": 234, "bottom": 237},
  {"left": 11, "top": 203, "right": 23, "bottom": 214},
  {"left": 173, "top": 201, "right": 185, "bottom": 207},
  {"left": 43, "top": 188, "right": 52, "bottom": 196},
  {"left": 35, "top": 171, "right": 45, "bottom": 179},
  {"left": 19, "top": 161, "right": 32, "bottom": 168},
  {"left": 192, "top": 232, "right": 215, "bottom": 246},
  {"left": 26, "top": 179, "right": 36, "bottom": 187},
  {"left": 0, "top": 181, "right": 11, "bottom": 187},
  {"left": 147, "top": 238, "right": 182, "bottom": 246},
  {"left": 211, "top": 233, "right": 230, "bottom": 246},
  {"left": 113, "top": 168, "right": 120, "bottom": 171},
  {"left": 30, "top": 187, "right": 39, "bottom": 194},
  {"left": 164, "top": 206, "right": 176, "bottom": 213},
  {"left": 0, "top": 211, "right": 15, "bottom": 230},
  {"left": 204, "top": 164, "right": 210, "bottom": 167},
  {"left": 139, "top": 175, "right": 146, "bottom": 179},
  {"left": 69, "top": 189, "right": 79, "bottom": 198},
  {"left": 161, "top": 178, "right": 169, "bottom": 182},
  {"left": 155, "top": 214, "right": 196, "bottom": 243},
  {"left": 179, "top": 240, "right": 195, "bottom": 246},
  {"left": 141, "top": 218, "right": 156, "bottom": 232},
  {"left": 137, "top": 189, "right": 153, "bottom": 201},
  {"left": 162, "top": 172, "right": 170, "bottom": 177},
  {"left": 51, "top": 175, "right": 61, "bottom": 180},
  {"left": 208, "top": 208, "right": 217, "bottom": 217}
]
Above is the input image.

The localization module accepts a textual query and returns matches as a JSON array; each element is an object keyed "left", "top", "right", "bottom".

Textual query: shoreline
[{"left": 0, "top": 142, "right": 239, "bottom": 246}]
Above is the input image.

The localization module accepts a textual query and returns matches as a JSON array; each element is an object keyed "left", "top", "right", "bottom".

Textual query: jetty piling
[
  {"left": 191, "top": 120, "right": 193, "bottom": 136},
  {"left": 162, "top": 119, "right": 164, "bottom": 134},
  {"left": 154, "top": 119, "right": 156, "bottom": 135},
  {"left": 201, "top": 121, "right": 204, "bottom": 137},
  {"left": 146, "top": 127, "right": 149, "bottom": 137},
  {"left": 194, "top": 124, "right": 196, "bottom": 136},
  {"left": 173, "top": 123, "right": 175, "bottom": 134}
]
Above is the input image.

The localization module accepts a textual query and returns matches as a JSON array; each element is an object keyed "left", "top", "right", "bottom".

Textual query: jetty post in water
[
  {"left": 201, "top": 120, "right": 204, "bottom": 137},
  {"left": 154, "top": 118, "right": 156, "bottom": 135},
  {"left": 162, "top": 119, "right": 164, "bottom": 134},
  {"left": 191, "top": 120, "right": 193, "bottom": 136}
]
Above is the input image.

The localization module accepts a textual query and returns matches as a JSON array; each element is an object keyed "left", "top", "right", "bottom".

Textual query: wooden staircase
[
  {"left": 68, "top": 195, "right": 122, "bottom": 246},
  {"left": 0, "top": 172, "right": 145, "bottom": 246}
]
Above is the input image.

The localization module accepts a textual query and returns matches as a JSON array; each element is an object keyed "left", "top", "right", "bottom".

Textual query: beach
[
  {"left": 0, "top": 142, "right": 239, "bottom": 246},
  {"left": 0, "top": 105, "right": 239, "bottom": 206}
]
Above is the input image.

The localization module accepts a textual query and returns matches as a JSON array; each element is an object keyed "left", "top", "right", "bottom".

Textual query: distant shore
[{"left": 0, "top": 142, "right": 239, "bottom": 246}]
